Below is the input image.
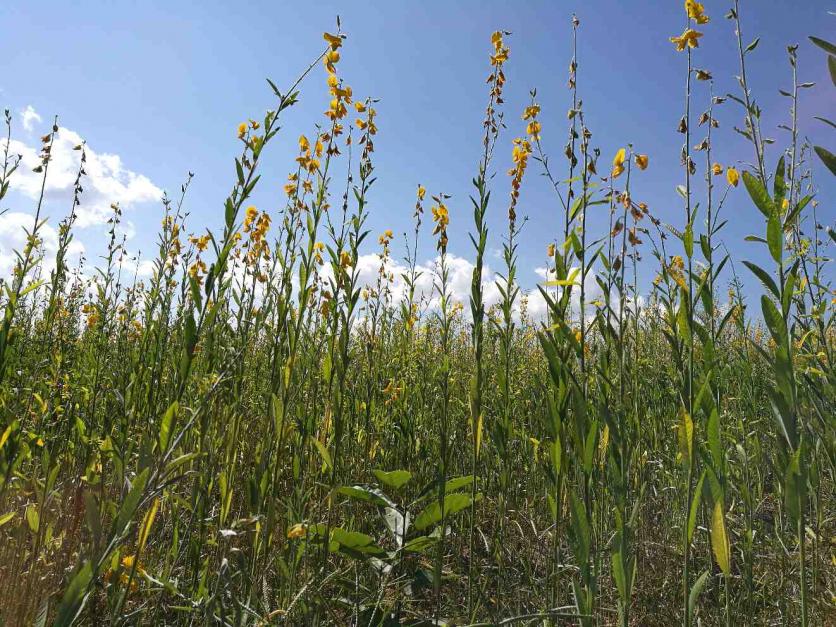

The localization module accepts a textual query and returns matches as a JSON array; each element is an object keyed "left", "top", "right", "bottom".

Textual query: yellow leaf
[
  {"left": 677, "top": 408, "right": 693, "bottom": 466},
  {"left": 543, "top": 268, "right": 580, "bottom": 287},
  {"left": 599, "top": 424, "right": 610, "bottom": 461},
  {"left": 138, "top": 497, "right": 160, "bottom": 551},
  {"left": 711, "top": 500, "right": 731, "bottom": 576},
  {"left": 475, "top": 413, "right": 484, "bottom": 459},
  {"left": 0, "top": 423, "right": 12, "bottom": 450}
]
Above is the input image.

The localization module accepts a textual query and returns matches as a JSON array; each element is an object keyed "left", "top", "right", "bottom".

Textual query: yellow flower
[
  {"left": 323, "top": 32, "right": 342, "bottom": 50},
  {"left": 712, "top": 163, "right": 723, "bottom": 176},
  {"left": 417, "top": 185, "right": 426, "bottom": 201},
  {"left": 237, "top": 123, "right": 247, "bottom": 139},
  {"left": 287, "top": 523, "right": 307, "bottom": 539},
  {"left": 612, "top": 147, "right": 626, "bottom": 178},
  {"left": 189, "top": 234, "right": 211, "bottom": 252},
  {"left": 489, "top": 31, "right": 509, "bottom": 65},
  {"left": 670, "top": 29, "right": 703, "bottom": 52},
  {"left": 634, "top": 154, "right": 649, "bottom": 170},
  {"left": 324, "top": 49, "right": 340, "bottom": 74},
  {"left": 354, "top": 101, "right": 366, "bottom": 113},
  {"left": 522, "top": 104, "right": 540, "bottom": 120},
  {"left": 781, "top": 198, "right": 789, "bottom": 210},
  {"left": 299, "top": 135, "right": 310, "bottom": 153},
  {"left": 340, "top": 250, "right": 352, "bottom": 268},
  {"left": 726, "top": 167, "right": 739, "bottom": 187},
  {"left": 526, "top": 120, "right": 541, "bottom": 140},
  {"left": 685, "top": 0, "right": 710, "bottom": 24}
]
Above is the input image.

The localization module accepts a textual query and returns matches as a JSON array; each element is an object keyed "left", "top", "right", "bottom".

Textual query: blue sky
[{"left": 1, "top": 0, "right": 833, "bottom": 312}]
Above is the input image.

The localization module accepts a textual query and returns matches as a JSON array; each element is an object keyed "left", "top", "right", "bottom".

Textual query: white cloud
[
  {"left": 348, "top": 251, "right": 576, "bottom": 323},
  {"left": 0, "top": 211, "right": 85, "bottom": 278},
  {"left": 117, "top": 253, "right": 156, "bottom": 280},
  {"left": 20, "top": 105, "right": 41, "bottom": 132},
  {"left": 3, "top": 125, "right": 162, "bottom": 228}
]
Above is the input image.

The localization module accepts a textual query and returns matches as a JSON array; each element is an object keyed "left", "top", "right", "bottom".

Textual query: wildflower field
[{"left": 0, "top": 1, "right": 834, "bottom": 625}]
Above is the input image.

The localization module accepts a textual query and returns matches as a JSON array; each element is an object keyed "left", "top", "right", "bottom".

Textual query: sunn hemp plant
[{"left": 0, "top": 3, "right": 833, "bottom": 626}]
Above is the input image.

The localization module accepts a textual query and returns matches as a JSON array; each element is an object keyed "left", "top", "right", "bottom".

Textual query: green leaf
[
  {"left": 403, "top": 534, "right": 438, "bottom": 553},
  {"left": 309, "top": 437, "right": 333, "bottom": 471},
  {"left": 742, "top": 171, "right": 773, "bottom": 216},
  {"left": 761, "top": 295, "right": 786, "bottom": 345},
  {"left": 767, "top": 387, "right": 796, "bottom": 450},
  {"left": 742, "top": 261, "right": 780, "bottom": 299},
  {"left": 442, "top": 475, "right": 474, "bottom": 494},
  {"left": 688, "top": 569, "right": 710, "bottom": 619},
  {"left": 26, "top": 504, "right": 39, "bottom": 533},
  {"left": 773, "top": 156, "right": 786, "bottom": 203},
  {"left": 54, "top": 561, "right": 93, "bottom": 627},
  {"left": 688, "top": 471, "right": 705, "bottom": 543},
  {"left": 330, "top": 528, "right": 385, "bottom": 556},
  {"left": 684, "top": 224, "right": 694, "bottom": 258},
  {"left": 707, "top": 407, "right": 722, "bottom": 470},
  {"left": 767, "top": 210, "right": 782, "bottom": 263},
  {"left": 414, "top": 492, "right": 476, "bottom": 531},
  {"left": 784, "top": 447, "right": 805, "bottom": 523},
  {"left": 0, "top": 511, "right": 16, "bottom": 527},
  {"left": 337, "top": 485, "right": 391, "bottom": 508},
  {"left": 112, "top": 467, "right": 150, "bottom": 538},
  {"left": 612, "top": 550, "right": 627, "bottom": 601},
  {"left": 373, "top": 469, "right": 412, "bottom": 490},
  {"left": 569, "top": 490, "right": 591, "bottom": 570},
  {"left": 158, "top": 401, "right": 179, "bottom": 454},
  {"left": 813, "top": 146, "right": 836, "bottom": 177},
  {"left": 809, "top": 36, "right": 836, "bottom": 56}
]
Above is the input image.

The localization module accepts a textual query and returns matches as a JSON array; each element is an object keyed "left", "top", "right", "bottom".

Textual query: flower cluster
[
  {"left": 236, "top": 118, "right": 262, "bottom": 153},
  {"left": 507, "top": 137, "right": 532, "bottom": 225},
  {"left": 162, "top": 215, "right": 182, "bottom": 265},
  {"left": 383, "top": 378, "right": 404, "bottom": 406},
  {"left": 81, "top": 302, "right": 99, "bottom": 329},
  {"left": 414, "top": 184, "right": 426, "bottom": 229},
  {"left": 242, "top": 205, "right": 272, "bottom": 280},
  {"left": 322, "top": 31, "right": 352, "bottom": 131},
  {"left": 485, "top": 32, "right": 510, "bottom": 138},
  {"left": 431, "top": 196, "right": 450, "bottom": 251},
  {"left": 670, "top": 0, "right": 708, "bottom": 51},
  {"left": 295, "top": 134, "right": 324, "bottom": 175},
  {"left": 667, "top": 254, "right": 687, "bottom": 290},
  {"left": 522, "top": 103, "right": 541, "bottom": 141}
]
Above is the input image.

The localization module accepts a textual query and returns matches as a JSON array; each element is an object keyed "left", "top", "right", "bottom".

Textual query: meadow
[{"left": 0, "top": 1, "right": 833, "bottom": 625}]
